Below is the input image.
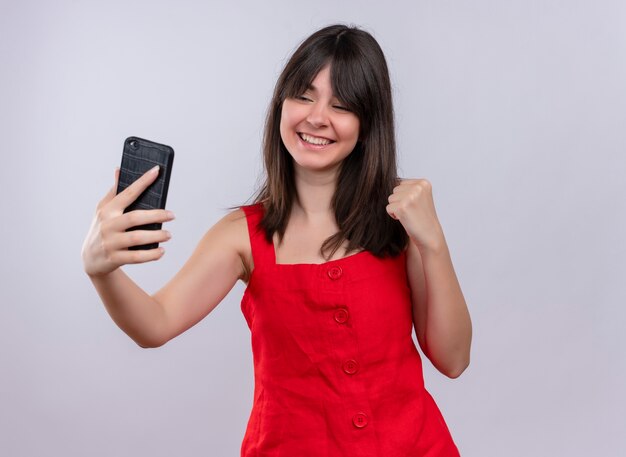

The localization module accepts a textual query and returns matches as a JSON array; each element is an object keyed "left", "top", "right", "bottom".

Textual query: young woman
[{"left": 82, "top": 24, "right": 471, "bottom": 456}]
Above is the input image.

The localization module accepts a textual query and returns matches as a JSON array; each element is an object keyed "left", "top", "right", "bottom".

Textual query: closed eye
[
  {"left": 295, "top": 95, "right": 312, "bottom": 102},
  {"left": 333, "top": 105, "right": 350, "bottom": 111}
]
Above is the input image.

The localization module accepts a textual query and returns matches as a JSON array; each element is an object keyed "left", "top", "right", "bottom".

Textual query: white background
[{"left": 1, "top": 1, "right": 625, "bottom": 455}]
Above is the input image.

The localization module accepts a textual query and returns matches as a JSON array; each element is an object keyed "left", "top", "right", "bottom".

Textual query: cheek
[
  {"left": 337, "top": 117, "right": 360, "bottom": 143},
  {"left": 279, "top": 106, "right": 292, "bottom": 142},
  {"left": 280, "top": 104, "right": 300, "bottom": 138},
  {"left": 280, "top": 101, "right": 302, "bottom": 125}
]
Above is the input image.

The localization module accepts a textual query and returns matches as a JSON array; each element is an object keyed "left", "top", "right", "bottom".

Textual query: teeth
[{"left": 300, "top": 133, "right": 332, "bottom": 145}]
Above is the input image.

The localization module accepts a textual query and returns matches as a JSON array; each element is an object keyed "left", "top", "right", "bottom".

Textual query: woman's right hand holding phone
[{"left": 81, "top": 166, "right": 176, "bottom": 277}]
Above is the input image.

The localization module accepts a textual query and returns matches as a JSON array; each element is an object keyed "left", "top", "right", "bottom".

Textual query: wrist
[{"left": 412, "top": 233, "right": 447, "bottom": 256}]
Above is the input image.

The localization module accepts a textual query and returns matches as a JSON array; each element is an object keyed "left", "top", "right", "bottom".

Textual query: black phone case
[{"left": 116, "top": 136, "right": 175, "bottom": 250}]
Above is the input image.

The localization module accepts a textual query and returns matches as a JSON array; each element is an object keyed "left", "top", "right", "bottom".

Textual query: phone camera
[{"left": 129, "top": 140, "right": 138, "bottom": 150}]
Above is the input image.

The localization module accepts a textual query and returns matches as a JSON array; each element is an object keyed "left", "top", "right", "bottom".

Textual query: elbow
[
  {"left": 443, "top": 356, "right": 470, "bottom": 379},
  {"left": 129, "top": 322, "right": 171, "bottom": 349},
  {"left": 136, "top": 340, "right": 165, "bottom": 349},
  {"left": 426, "top": 343, "right": 471, "bottom": 379},
  {"left": 134, "top": 334, "right": 168, "bottom": 349},
  {"left": 444, "top": 363, "right": 468, "bottom": 379},
  {"left": 137, "top": 341, "right": 159, "bottom": 349}
]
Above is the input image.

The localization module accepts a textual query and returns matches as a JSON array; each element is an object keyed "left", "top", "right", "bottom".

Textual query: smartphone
[{"left": 116, "top": 136, "right": 175, "bottom": 250}]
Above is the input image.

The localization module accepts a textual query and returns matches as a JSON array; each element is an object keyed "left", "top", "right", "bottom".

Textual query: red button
[
  {"left": 327, "top": 266, "right": 343, "bottom": 280},
  {"left": 352, "top": 412, "right": 368, "bottom": 428},
  {"left": 343, "top": 359, "right": 359, "bottom": 375},
  {"left": 334, "top": 308, "right": 349, "bottom": 324}
]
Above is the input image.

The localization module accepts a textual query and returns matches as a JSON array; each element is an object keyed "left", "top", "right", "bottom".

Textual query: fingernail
[
  {"left": 150, "top": 165, "right": 160, "bottom": 174},
  {"left": 166, "top": 210, "right": 175, "bottom": 219},
  {"left": 164, "top": 230, "right": 172, "bottom": 239}
]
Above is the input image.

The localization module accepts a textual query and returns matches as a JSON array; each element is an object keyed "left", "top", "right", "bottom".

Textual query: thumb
[
  {"left": 97, "top": 167, "right": 120, "bottom": 208},
  {"left": 386, "top": 203, "right": 398, "bottom": 221}
]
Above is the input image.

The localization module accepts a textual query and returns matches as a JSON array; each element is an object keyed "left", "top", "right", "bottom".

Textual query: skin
[
  {"left": 275, "top": 65, "right": 363, "bottom": 262},
  {"left": 388, "top": 180, "right": 472, "bottom": 378},
  {"left": 280, "top": 66, "right": 360, "bottom": 178},
  {"left": 81, "top": 65, "right": 471, "bottom": 377}
]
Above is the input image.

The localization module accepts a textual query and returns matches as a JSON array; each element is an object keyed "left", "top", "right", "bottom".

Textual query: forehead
[
  {"left": 284, "top": 60, "right": 353, "bottom": 105},
  {"left": 305, "top": 66, "right": 334, "bottom": 94}
]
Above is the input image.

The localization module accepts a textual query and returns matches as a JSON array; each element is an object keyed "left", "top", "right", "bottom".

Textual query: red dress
[{"left": 240, "top": 203, "right": 460, "bottom": 457}]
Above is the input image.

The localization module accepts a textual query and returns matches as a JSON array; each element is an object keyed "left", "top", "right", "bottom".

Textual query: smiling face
[{"left": 279, "top": 65, "right": 360, "bottom": 177}]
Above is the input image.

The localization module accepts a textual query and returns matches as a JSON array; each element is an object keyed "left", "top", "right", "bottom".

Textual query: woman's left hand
[{"left": 386, "top": 178, "right": 446, "bottom": 252}]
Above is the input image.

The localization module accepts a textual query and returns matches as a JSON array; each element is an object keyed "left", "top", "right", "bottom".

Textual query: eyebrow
[
  {"left": 305, "top": 83, "right": 338, "bottom": 99},
  {"left": 301, "top": 80, "right": 346, "bottom": 104}
]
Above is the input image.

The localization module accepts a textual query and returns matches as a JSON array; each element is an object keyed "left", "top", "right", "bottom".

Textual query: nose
[{"left": 306, "top": 101, "right": 329, "bottom": 128}]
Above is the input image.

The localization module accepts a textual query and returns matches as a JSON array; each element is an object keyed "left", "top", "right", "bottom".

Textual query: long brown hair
[{"left": 250, "top": 24, "right": 408, "bottom": 259}]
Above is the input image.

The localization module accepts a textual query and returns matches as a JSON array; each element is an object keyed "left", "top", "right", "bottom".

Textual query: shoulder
[{"left": 198, "top": 206, "right": 254, "bottom": 283}]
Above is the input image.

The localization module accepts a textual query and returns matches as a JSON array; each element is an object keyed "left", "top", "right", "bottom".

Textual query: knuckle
[
  {"left": 100, "top": 238, "right": 110, "bottom": 255},
  {"left": 121, "top": 188, "right": 138, "bottom": 203},
  {"left": 419, "top": 178, "right": 432, "bottom": 189},
  {"left": 130, "top": 250, "right": 142, "bottom": 263},
  {"left": 127, "top": 212, "right": 141, "bottom": 226},
  {"left": 128, "top": 231, "right": 141, "bottom": 246},
  {"left": 104, "top": 248, "right": 116, "bottom": 265},
  {"left": 102, "top": 242, "right": 117, "bottom": 263},
  {"left": 95, "top": 207, "right": 107, "bottom": 221},
  {"left": 100, "top": 218, "right": 111, "bottom": 233}
]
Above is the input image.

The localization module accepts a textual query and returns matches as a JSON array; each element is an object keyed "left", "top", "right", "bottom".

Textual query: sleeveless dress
[{"left": 240, "top": 203, "right": 460, "bottom": 457}]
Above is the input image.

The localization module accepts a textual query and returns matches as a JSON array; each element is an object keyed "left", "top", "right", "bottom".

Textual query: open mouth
[{"left": 298, "top": 132, "right": 335, "bottom": 146}]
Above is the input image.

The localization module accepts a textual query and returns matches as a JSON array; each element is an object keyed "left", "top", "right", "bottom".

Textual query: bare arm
[
  {"left": 149, "top": 210, "right": 249, "bottom": 345},
  {"left": 407, "top": 237, "right": 472, "bottom": 378},
  {"left": 82, "top": 167, "right": 250, "bottom": 348},
  {"left": 86, "top": 211, "right": 248, "bottom": 348},
  {"left": 88, "top": 268, "right": 168, "bottom": 348},
  {"left": 386, "top": 178, "right": 472, "bottom": 379}
]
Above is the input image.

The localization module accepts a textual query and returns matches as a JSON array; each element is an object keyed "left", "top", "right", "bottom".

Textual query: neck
[{"left": 292, "top": 165, "right": 338, "bottom": 219}]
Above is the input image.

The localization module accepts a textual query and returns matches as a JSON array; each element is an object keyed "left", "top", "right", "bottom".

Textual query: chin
[{"left": 293, "top": 160, "right": 342, "bottom": 174}]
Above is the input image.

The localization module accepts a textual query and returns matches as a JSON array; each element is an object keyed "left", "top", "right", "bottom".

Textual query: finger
[
  {"left": 392, "top": 179, "right": 409, "bottom": 193},
  {"left": 112, "top": 165, "right": 161, "bottom": 211},
  {"left": 388, "top": 192, "right": 400, "bottom": 204},
  {"left": 392, "top": 181, "right": 420, "bottom": 198},
  {"left": 386, "top": 203, "right": 398, "bottom": 220},
  {"left": 110, "top": 209, "right": 176, "bottom": 232},
  {"left": 114, "top": 229, "right": 172, "bottom": 251},
  {"left": 112, "top": 246, "right": 166, "bottom": 265},
  {"left": 102, "top": 228, "right": 171, "bottom": 252},
  {"left": 97, "top": 167, "right": 121, "bottom": 209},
  {"left": 388, "top": 187, "right": 412, "bottom": 203}
]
